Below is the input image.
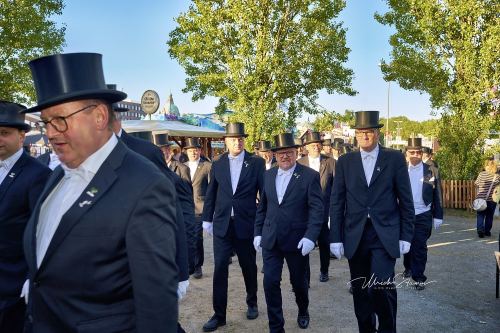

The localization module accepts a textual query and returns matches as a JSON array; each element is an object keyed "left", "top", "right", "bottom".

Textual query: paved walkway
[{"left": 179, "top": 212, "right": 500, "bottom": 332}]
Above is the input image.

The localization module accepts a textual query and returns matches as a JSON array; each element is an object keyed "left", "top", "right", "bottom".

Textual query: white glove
[
  {"left": 399, "top": 240, "right": 411, "bottom": 256},
  {"left": 253, "top": 236, "right": 262, "bottom": 253},
  {"left": 202, "top": 221, "right": 213, "bottom": 236},
  {"left": 330, "top": 243, "right": 344, "bottom": 260},
  {"left": 177, "top": 280, "right": 189, "bottom": 300},
  {"left": 297, "top": 238, "right": 315, "bottom": 256},
  {"left": 433, "top": 218, "right": 443, "bottom": 229},
  {"left": 20, "top": 279, "right": 29, "bottom": 305}
]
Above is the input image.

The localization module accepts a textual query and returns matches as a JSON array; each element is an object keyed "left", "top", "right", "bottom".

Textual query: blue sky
[{"left": 54, "top": 0, "right": 438, "bottom": 122}]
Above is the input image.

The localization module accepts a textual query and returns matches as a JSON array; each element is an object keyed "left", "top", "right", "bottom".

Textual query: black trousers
[
  {"left": 194, "top": 215, "right": 204, "bottom": 269},
  {"left": 263, "top": 247, "right": 309, "bottom": 333},
  {"left": 305, "top": 221, "right": 330, "bottom": 283},
  {"left": 0, "top": 298, "right": 26, "bottom": 333},
  {"left": 348, "top": 219, "right": 397, "bottom": 333},
  {"left": 403, "top": 211, "right": 432, "bottom": 282},
  {"left": 212, "top": 218, "right": 257, "bottom": 319}
]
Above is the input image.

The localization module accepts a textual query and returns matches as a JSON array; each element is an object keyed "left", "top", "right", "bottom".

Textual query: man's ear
[{"left": 95, "top": 104, "right": 109, "bottom": 130}]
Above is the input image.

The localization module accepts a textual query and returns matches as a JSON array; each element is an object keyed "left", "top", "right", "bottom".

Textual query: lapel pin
[
  {"left": 376, "top": 167, "right": 381, "bottom": 172},
  {"left": 86, "top": 187, "right": 99, "bottom": 197},
  {"left": 244, "top": 161, "right": 249, "bottom": 168},
  {"left": 293, "top": 172, "right": 300, "bottom": 179},
  {"left": 79, "top": 200, "right": 92, "bottom": 208},
  {"left": 8, "top": 172, "right": 15, "bottom": 178}
]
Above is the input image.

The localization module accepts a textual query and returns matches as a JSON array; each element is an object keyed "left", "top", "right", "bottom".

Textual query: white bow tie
[
  {"left": 228, "top": 155, "right": 239, "bottom": 161},
  {"left": 61, "top": 165, "right": 86, "bottom": 180},
  {"left": 278, "top": 170, "right": 292, "bottom": 177},
  {"left": 361, "top": 152, "right": 376, "bottom": 160}
]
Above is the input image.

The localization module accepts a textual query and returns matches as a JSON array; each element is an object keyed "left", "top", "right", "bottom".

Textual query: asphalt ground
[{"left": 179, "top": 211, "right": 500, "bottom": 333}]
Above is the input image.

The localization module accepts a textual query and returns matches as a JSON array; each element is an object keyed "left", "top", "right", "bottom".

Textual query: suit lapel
[
  {"left": 353, "top": 152, "right": 368, "bottom": 188},
  {"left": 319, "top": 155, "right": 327, "bottom": 178},
  {"left": 268, "top": 167, "right": 279, "bottom": 204},
  {"left": 192, "top": 161, "right": 203, "bottom": 183},
  {"left": 221, "top": 154, "right": 233, "bottom": 194},
  {"left": 0, "top": 152, "right": 28, "bottom": 202},
  {"left": 368, "top": 146, "right": 387, "bottom": 187},
  {"left": 36, "top": 144, "right": 124, "bottom": 273}
]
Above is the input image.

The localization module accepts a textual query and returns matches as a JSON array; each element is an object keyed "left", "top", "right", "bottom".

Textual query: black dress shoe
[
  {"left": 202, "top": 315, "right": 226, "bottom": 332},
  {"left": 319, "top": 272, "right": 329, "bottom": 282},
  {"left": 415, "top": 282, "right": 425, "bottom": 291},
  {"left": 297, "top": 312, "right": 310, "bottom": 329},
  {"left": 478, "top": 231, "right": 485, "bottom": 238},
  {"left": 246, "top": 305, "right": 259, "bottom": 319},
  {"left": 402, "top": 269, "right": 412, "bottom": 278},
  {"left": 485, "top": 231, "right": 492, "bottom": 237},
  {"left": 193, "top": 267, "right": 203, "bottom": 279}
]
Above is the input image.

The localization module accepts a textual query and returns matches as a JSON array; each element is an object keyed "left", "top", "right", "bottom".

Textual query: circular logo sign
[{"left": 141, "top": 90, "right": 160, "bottom": 115}]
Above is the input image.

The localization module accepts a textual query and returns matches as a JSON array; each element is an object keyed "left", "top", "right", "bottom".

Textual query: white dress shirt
[
  {"left": 36, "top": 134, "right": 118, "bottom": 268},
  {"left": 265, "top": 161, "right": 272, "bottom": 170},
  {"left": 308, "top": 155, "right": 321, "bottom": 173},
  {"left": 187, "top": 159, "right": 200, "bottom": 180},
  {"left": 408, "top": 162, "right": 431, "bottom": 215},
  {"left": 48, "top": 153, "right": 61, "bottom": 170},
  {"left": 360, "top": 145, "right": 379, "bottom": 186},
  {"left": 275, "top": 163, "right": 297, "bottom": 204},
  {"left": 228, "top": 151, "right": 245, "bottom": 216},
  {"left": 0, "top": 148, "right": 23, "bottom": 185}
]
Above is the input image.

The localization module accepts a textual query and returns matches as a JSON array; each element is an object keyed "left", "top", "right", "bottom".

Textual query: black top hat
[
  {"left": 184, "top": 137, "right": 201, "bottom": 149},
  {"left": 272, "top": 133, "right": 301, "bottom": 151},
  {"left": 332, "top": 138, "right": 345, "bottom": 149},
  {"left": 323, "top": 139, "right": 332, "bottom": 146},
  {"left": 406, "top": 138, "right": 422, "bottom": 149},
  {"left": 257, "top": 140, "right": 272, "bottom": 152},
  {"left": 302, "top": 131, "right": 323, "bottom": 145},
  {"left": 224, "top": 122, "right": 248, "bottom": 137},
  {"left": 23, "top": 53, "right": 127, "bottom": 113},
  {"left": 155, "top": 133, "right": 172, "bottom": 147},
  {"left": 106, "top": 84, "right": 129, "bottom": 112},
  {"left": 421, "top": 147, "right": 432, "bottom": 154},
  {"left": 352, "top": 111, "right": 384, "bottom": 129},
  {"left": 0, "top": 101, "right": 30, "bottom": 131}
]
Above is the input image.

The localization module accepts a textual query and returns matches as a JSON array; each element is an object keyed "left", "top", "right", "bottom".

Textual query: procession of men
[{"left": 0, "top": 52, "right": 449, "bottom": 333}]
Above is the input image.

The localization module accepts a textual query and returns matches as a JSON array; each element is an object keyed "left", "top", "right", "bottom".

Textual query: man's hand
[
  {"left": 253, "top": 236, "right": 262, "bottom": 253},
  {"left": 399, "top": 240, "right": 411, "bottom": 256},
  {"left": 329, "top": 243, "right": 344, "bottom": 260},
  {"left": 433, "top": 218, "right": 443, "bottom": 230},
  {"left": 177, "top": 280, "right": 189, "bottom": 300},
  {"left": 297, "top": 238, "right": 315, "bottom": 256},
  {"left": 202, "top": 221, "right": 213, "bottom": 236}
]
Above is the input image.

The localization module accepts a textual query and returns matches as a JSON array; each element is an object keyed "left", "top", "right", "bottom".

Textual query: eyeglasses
[
  {"left": 407, "top": 150, "right": 422, "bottom": 155},
  {"left": 37, "top": 104, "right": 97, "bottom": 133},
  {"left": 276, "top": 150, "right": 295, "bottom": 157},
  {"left": 355, "top": 130, "right": 376, "bottom": 136}
]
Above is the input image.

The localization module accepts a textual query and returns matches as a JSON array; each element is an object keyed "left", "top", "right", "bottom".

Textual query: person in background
[
  {"left": 184, "top": 137, "right": 212, "bottom": 279},
  {"left": 322, "top": 139, "right": 333, "bottom": 157},
  {"left": 0, "top": 101, "right": 51, "bottom": 333},
  {"left": 257, "top": 140, "right": 276, "bottom": 170},
  {"left": 331, "top": 138, "right": 345, "bottom": 161},
  {"left": 159, "top": 139, "right": 191, "bottom": 185},
  {"left": 474, "top": 157, "right": 500, "bottom": 238},
  {"left": 403, "top": 138, "right": 443, "bottom": 290},
  {"left": 37, "top": 143, "right": 61, "bottom": 170}
]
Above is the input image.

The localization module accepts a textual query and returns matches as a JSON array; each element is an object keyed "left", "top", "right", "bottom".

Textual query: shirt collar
[
  {"left": 360, "top": 145, "right": 379, "bottom": 159},
  {"left": 117, "top": 128, "right": 123, "bottom": 138},
  {"left": 228, "top": 151, "right": 245, "bottom": 162},
  {"left": 61, "top": 134, "right": 118, "bottom": 181},
  {"left": 278, "top": 163, "right": 297, "bottom": 176},
  {"left": 409, "top": 161, "right": 423, "bottom": 171},
  {"left": 308, "top": 155, "right": 321, "bottom": 163},
  {"left": 0, "top": 148, "right": 23, "bottom": 170},
  {"left": 188, "top": 159, "right": 200, "bottom": 165}
]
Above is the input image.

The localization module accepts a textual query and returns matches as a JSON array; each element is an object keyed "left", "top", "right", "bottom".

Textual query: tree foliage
[
  {"left": 0, "top": 0, "right": 66, "bottom": 105},
  {"left": 312, "top": 109, "right": 354, "bottom": 132},
  {"left": 168, "top": 0, "right": 355, "bottom": 147},
  {"left": 376, "top": 0, "right": 499, "bottom": 179}
]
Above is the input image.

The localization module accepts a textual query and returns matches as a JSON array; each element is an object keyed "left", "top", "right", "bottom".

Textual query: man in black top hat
[
  {"left": 297, "top": 131, "right": 336, "bottom": 283},
  {"left": 257, "top": 140, "right": 276, "bottom": 170},
  {"left": 157, "top": 136, "right": 191, "bottom": 185},
  {"left": 331, "top": 138, "right": 345, "bottom": 161},
  {"left": 254, "top": 132, "right": 323, "bottom": 332},
  {"left": 0, "top": 101, "right": 51, "bottom": 333},
  {"left": 22, "top": 53, "right": 178, "bottom": 333},
  {"left": 322, "top": 138, "right": 333, "bottom": 157},
  {"left": 184, "top": 137, "right": 212, "bottom": 279},
  {"left": 329, "top": 110, "right": 414, "bottom": 333},
  {"left": 201, "top": 122, "right": 264, "bottom": 332},
  {"left": 403, "top": 138, "right": 443, "bottom": 290},
  {"left": 422, "top": 147, "right": 439, "bottom": 169}
]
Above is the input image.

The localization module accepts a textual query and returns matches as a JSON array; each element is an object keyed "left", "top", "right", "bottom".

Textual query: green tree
[
  {"left": 376, "top": 0, "right": 499, "bottom": 179},
  {"left": 0, "top": 0, "right": 66, "bottom": 104},
  {"left": 312, "top": 109, "right": 355, "bottom": 132},
  {"left": 168, "top": 0, "right": 355, "bottom": 147}
]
